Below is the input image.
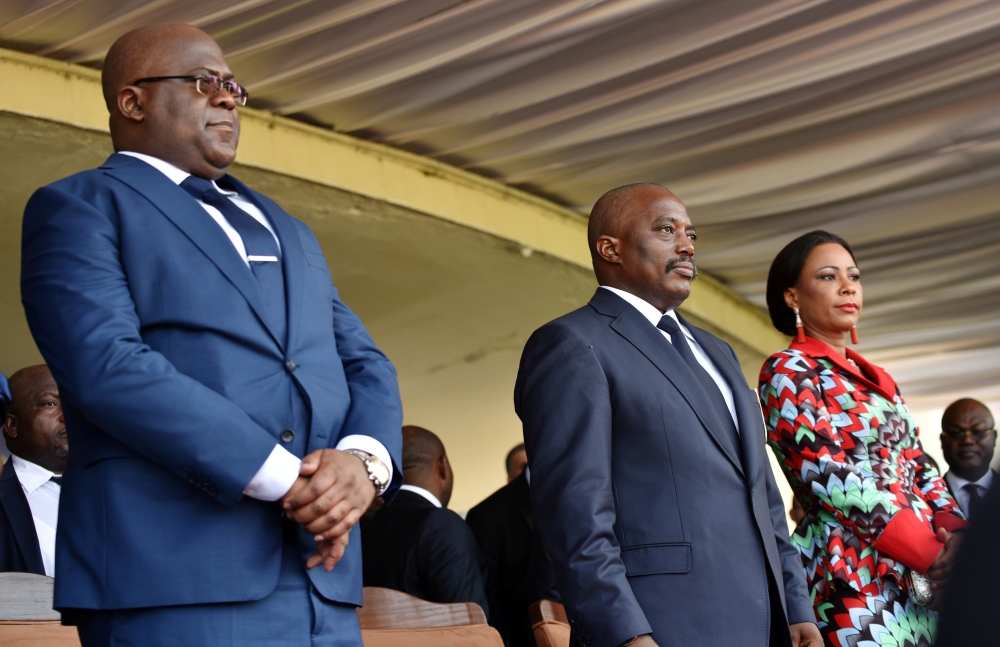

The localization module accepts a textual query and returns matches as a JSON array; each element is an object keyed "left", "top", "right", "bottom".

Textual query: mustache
[{"left": 666, "top": 257, "right": 698, "bottom": 280}]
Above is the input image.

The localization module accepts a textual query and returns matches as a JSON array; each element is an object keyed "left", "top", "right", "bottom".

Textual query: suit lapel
[
  {"left": 0, "top": 465, "right": 45, "bottom": 574},
  {"left": 591, "top": 290, "right": 744, "bottom": 477},
  {"left": 683, "top": 317, "right": 763, "bottom": 483},
  {"left": 223, "top": 177, "right": 306, "bottom": 353},
  {"left": 101, "top": 154, "right": 284, "bottom": 348}
]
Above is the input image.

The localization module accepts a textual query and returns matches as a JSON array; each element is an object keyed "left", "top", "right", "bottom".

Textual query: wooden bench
[
  {"left": 530, "top": 599, "right": 571, "bottom": 647},
  {"left": 358, "top": 587, "right": 503, "bottom": 646},
  {"left": 0, "top": 572, "right": 80, "bottom": 647}
]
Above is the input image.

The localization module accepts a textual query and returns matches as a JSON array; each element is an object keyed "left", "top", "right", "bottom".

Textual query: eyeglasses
[
  {"left": 941, "top": 428, "right": 996, "bottom": 441},
  {"left": 132, "top": 74, "right": 248, "bottom": 106}
]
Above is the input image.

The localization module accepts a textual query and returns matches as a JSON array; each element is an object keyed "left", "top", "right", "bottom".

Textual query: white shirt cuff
[
  {"left": 244, "top": 444, "right": 302, "bottom": 501},
  {"left": 336, "top": 435, "right": 393, "bottom": 490}
]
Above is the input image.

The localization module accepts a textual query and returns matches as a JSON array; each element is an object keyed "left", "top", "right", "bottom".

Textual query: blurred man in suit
[
  {"left": 515, "top": 184, "right": 820, "bottom": 647},
  {"left": 21, "top": 24, "right": 401, "bottom": 647},
  {"left": 506, "top": 443, "right": 528, "bottom": 483},
  {"left": 467, "top": 444, "right": 559, "bottom": 647},
  {"left": 0, "top": 365, "right": 67, "bottom": 576},
  {"left": 362, "top": 426, "right": 490, "bottom": 615},
  {"left": 940, "top": 399, "right": 996, "bottom": 520}
]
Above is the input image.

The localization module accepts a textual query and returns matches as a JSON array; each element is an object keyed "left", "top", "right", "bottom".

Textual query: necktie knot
[
  {"left": 49, "top": 475, "right": 63, "bottom": 486},
  {"left": 180, "top": 175, "right": 221, "bottom": 203},
  {"left": 657, "top": 314, "right": 682, "bottom": 336}
]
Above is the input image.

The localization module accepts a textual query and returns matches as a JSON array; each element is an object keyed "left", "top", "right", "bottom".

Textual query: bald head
[
  {"left": 102, "top": 24, "right": 241, "bottom": 180},
  {"left": 588, "top": 183, "right": 698, "bottom": 312},
  {"left": 587, "top": 184, "right": 678, "bottom": 255},
  {"left": 940, "top": 398, "right": 996, "bottom": 481},
  {"left": 3, "top": 365, "right": 67, "bottom": 473},
  {"left": 401, "top": 425, "right": 453, "bottom": 507}
]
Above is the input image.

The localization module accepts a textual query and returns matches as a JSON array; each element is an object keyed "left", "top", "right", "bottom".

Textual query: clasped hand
[
  {"left": 926, "top": 527, "right": 961, "bottom": 610},
  {"left": 282, "top": 449, "right": 375, "bottom": 572}
]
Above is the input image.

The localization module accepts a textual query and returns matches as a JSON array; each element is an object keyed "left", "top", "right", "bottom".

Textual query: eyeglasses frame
[
  {"left": 131, "top": 75, "right": 248, "bottom": 106},
  {"left": 940, "top": 427, "right": 997, "bottom": 441}
]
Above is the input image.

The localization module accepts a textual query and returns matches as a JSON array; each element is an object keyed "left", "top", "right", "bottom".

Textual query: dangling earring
[
  {"left": 794, "top": 307, "right": 806, "bottom": 343},
  {"left": 850, "top": 326, "right": 859, "bottom": 345}
]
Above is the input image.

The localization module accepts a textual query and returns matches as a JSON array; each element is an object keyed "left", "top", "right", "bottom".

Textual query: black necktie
[
  {"left": 180, "top": 176, "right": 287, "bottom": 343},
  {"left": 657, "top": 315, "right": 741, "bottom": 458},
  {"left": 49, "top": 476, "right": 62, "bottom": 486},
  {"left": 963, "top": 483, "right": 984, "bottom": 519}
]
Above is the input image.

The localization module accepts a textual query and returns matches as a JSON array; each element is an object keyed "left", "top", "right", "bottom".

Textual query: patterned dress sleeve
[
  {"left": 759, "top": 352, "right": 945, "bottom": 574},
  {"left": 899, "top": 392, "right": 966, "bottom": 526}
]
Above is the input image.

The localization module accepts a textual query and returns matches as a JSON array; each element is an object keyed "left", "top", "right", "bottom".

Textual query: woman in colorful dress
[{"left": 758, "top": 231, "right": 966, "bottom": 647}]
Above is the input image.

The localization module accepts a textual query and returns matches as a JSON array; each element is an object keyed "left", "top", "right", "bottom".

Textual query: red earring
[
  {"left": 850, "top": 326, "right": 860, "bottom": 345},
  {"left": 794, "top": 308, "right": 806, "bottom": 343}
]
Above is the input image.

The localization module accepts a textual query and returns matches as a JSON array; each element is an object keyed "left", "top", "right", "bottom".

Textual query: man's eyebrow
[
  {"left": 37, "top": 391, "right": 60, "bottom": 399},
  {"left": 191, "top": 66, "right": 234, "bottom": 80}
]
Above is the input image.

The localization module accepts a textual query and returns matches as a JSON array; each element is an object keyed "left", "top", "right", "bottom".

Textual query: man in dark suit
[
  {"left": 362, "top": 426, "right": 490, "bottom": 615},
  {"left": 515, "top": 184, "right": 821, "bottom": 647},
  {"left": 21, "top": 24, "right": 402, "bottom": 647},
  {"left": 939, "top": 399, "right": 996, "bottom": 520},
  {"left": 936, "top": 465, "right": 1000, "bottom": 647},
  {"left": 467, "top": 451, "right": 559, "bottom": 647},
  {"left": 0, "top": 365, "right": 67, "bottom": 576}
]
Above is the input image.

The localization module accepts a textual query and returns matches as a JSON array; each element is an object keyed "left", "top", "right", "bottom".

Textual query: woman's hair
[{"left": 765, "top": 231, "right": 856, "bottom": 337}]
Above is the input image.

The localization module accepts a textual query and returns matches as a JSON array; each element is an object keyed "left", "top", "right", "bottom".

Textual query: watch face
[{"left": 372, "top": 461, "right": 390, "bottom": 484}]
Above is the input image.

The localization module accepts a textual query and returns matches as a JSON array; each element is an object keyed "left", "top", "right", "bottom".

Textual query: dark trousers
[{"left": 73, "top": 527, "right": 361, "bottom": 647}]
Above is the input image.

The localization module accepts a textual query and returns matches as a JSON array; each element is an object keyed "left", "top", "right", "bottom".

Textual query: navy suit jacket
[
  {"left": 21, "top": 153, "right": 403, "bottom": 611},
  {"left": 0, "top": 460, "right": 45, "bottom": 575},
  {"left": 514, "top": 289, "right": 813, "bottom": 647}
]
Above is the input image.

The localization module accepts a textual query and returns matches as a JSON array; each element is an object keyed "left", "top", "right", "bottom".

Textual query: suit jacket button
[
  {"left": 280, "top": 429, "right": 295, "bottom": 443},
  {"left": 285, "top": 359, "right": 296, "bottom": 372}
]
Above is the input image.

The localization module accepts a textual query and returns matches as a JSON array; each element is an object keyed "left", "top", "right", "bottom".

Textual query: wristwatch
[{"left": 343, "top": 448, "right": 390, "bottom": 497}]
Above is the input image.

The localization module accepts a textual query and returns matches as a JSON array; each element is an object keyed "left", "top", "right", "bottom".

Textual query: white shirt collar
[
  {"left": 10, "top": 455, "right": 57, "bottom": 493},
  {"left": 399, "top": 484, "right": 443, "bottom": 508},
  {"left": 119, "top": 151, "right": 237, "bottom": 196},
  {"left": 947, "top": 468, "right": 994, "bottom": 492},
  {"left": 600, "top": 286, "right": 693, "bottom": 341}
]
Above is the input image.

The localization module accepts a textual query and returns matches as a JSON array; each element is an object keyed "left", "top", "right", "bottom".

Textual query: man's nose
[
  {"left": 677, "top": 233, "right": 694, "bottom": 255},
  {"left": 213, "top": 89, "right": 237, "bottom": 110}
]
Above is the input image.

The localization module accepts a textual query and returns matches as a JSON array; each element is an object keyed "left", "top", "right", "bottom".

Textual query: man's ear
[
  {"left": 2, "top": 413, "right": 16, "bottom": 442},
  {"left": 784, "top": 287, "right": 800, "bottom": 311},
  {"left": 594, "top": 234, "right": 622, "bottom": 265},
  {"left": 117, "top": 86, "right": 147, "bottom": 123}
]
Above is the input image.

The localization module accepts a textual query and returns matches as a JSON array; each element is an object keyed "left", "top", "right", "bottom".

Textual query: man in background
[
  {"left": 0, "top": 373, "right": 10, "bottom": 477},
  {"left": 940, "top": 399, "right": 996, "bottom": 520},
  {"left": 0, "top": 365, "right": 67, "bottom": 576},
  {"left": 467, "top": 444, "right": 559, "bottom": 647},
  {"left": 362, "top": 426, "right": 490, "bottom": 615},
  {"left": 506, "top": 443, "right": 528, "bottom": 483}
]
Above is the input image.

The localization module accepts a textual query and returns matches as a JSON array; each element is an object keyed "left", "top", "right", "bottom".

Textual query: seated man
[
  {"left": 361, "top": 425, "right": 490, "bottom": 616},
  {"left": 940, "top": 398, "right": 997, "bottom": 519},
  {"left": 466, "top": 444, "right": 559, "bottom": 647},
  {"left": 0, "top": 365, "right": 68, "bottom": 575}
]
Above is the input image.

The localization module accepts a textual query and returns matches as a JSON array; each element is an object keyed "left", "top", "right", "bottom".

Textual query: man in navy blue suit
[
  {"left": 21, "top": 24, "right": 402, "bottom": 646},
  {"left": 515, "top": 184, "right": 821, "bottom": 647}
]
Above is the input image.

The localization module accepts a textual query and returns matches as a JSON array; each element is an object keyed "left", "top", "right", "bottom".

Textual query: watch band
[{"left": 343, "top": 448, "right": 389, "bottom": 497}]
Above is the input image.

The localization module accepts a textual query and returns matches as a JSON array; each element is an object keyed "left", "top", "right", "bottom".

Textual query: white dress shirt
[
  {"left": 600, "top": 286, "right": 738, "bottom": 428},
  {"left": 10, "top": 455, "right": 60, "bottom": 577},
  {"left": 119, "top": 151, "right": 392, "bottom": 501},
  {"left": 945, "top": 469, "right": 994, "bottom": 517},
  {"left": 399, "top": 484, "right": 443, "bottom": 508}
]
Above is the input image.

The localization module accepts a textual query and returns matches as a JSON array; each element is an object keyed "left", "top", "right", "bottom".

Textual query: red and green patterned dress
[{"left": 758, "top": 337, "right": 965, "bottom": 647}]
